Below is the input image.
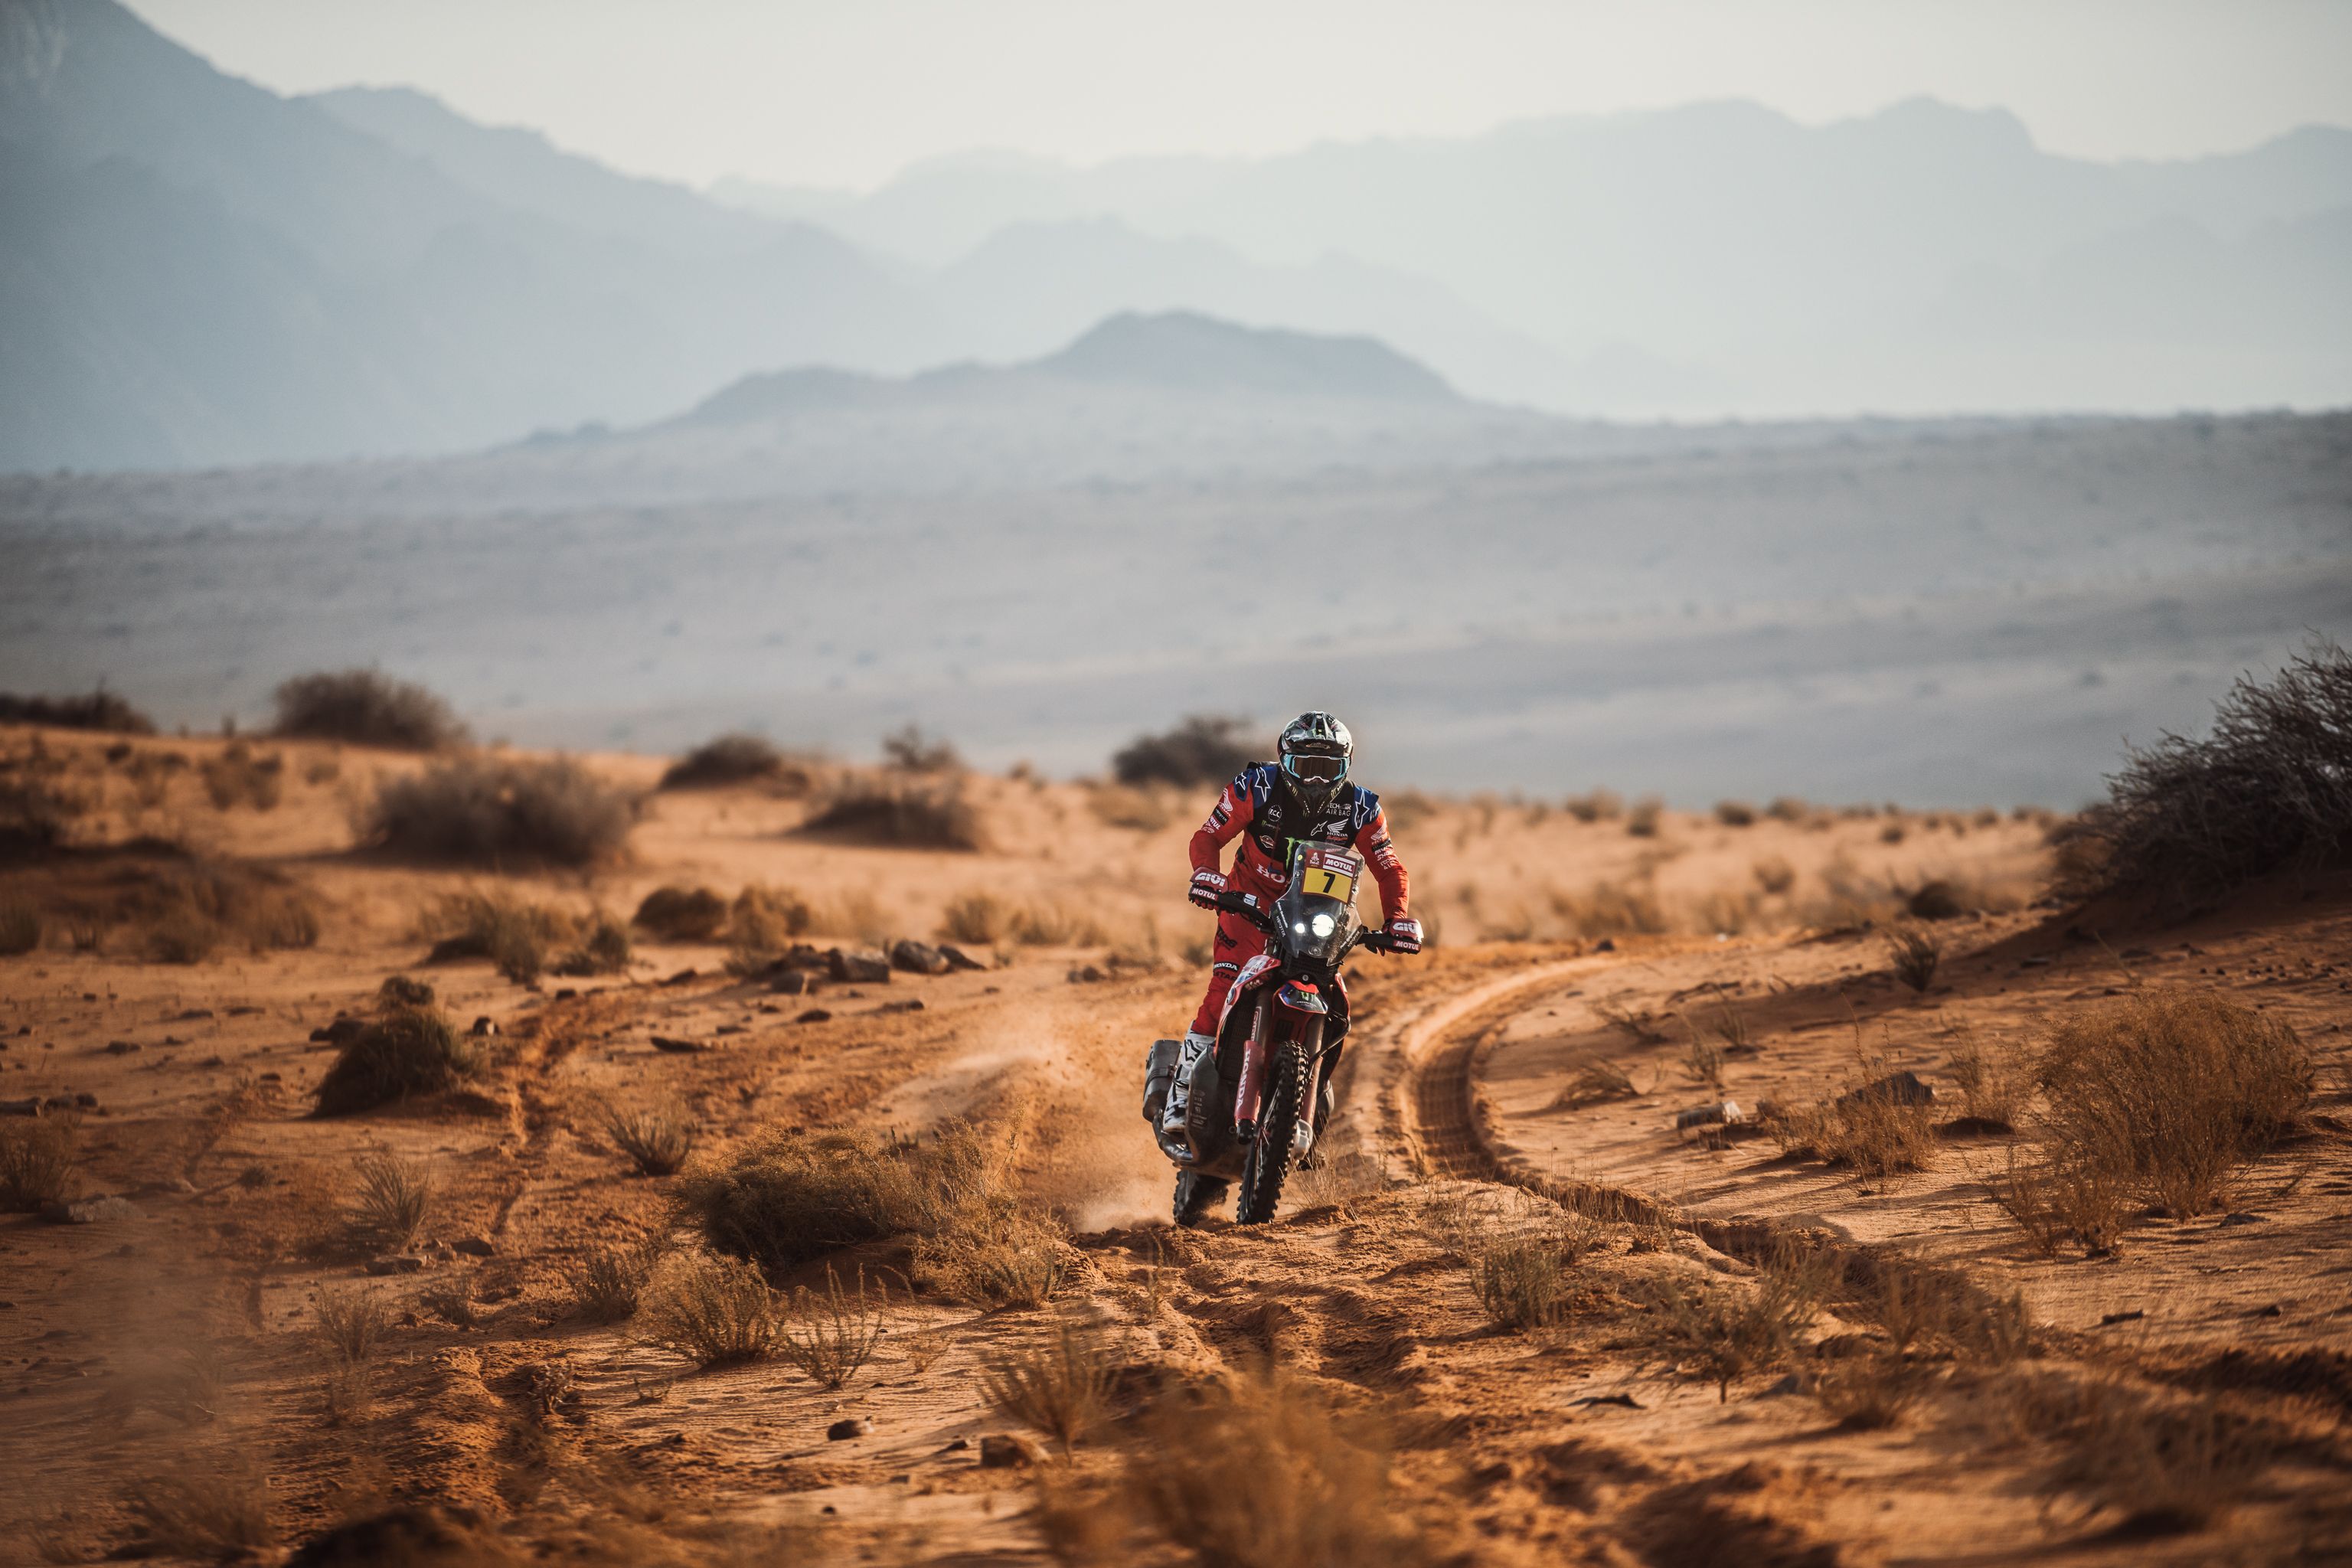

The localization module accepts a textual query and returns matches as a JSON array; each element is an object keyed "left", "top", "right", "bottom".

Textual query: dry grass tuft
[
  {"left": 273, "top": 668, "right": 466, "bottom": 750},
  {"left": 939, "top": 891, "right": 1106, "bottom": 947},
  {"left": 420, "top": 889, "right": 576, "bottom": 984},
  {"left": 1889, "top": 926, "right": 1941, "bottom": 991},
  {"left": 915, "top": 1209, "right": 1068, "bottom": 1308},
  {"left": 632, "top": 884, "right": 728, "bottom": 941},
  {"left": 982, "top": 1317, "right": 1115, "bottom": 1452},
  {"left": 1987, "top": 1147, "right": 2129, "bottom": 1257},
  {"left": 1552, "top": 1058, "right": 1638, "bottom": 1110},
  {"left": 314, "top": 1004, "right": 480, "bottom": 1116},
  {"left": 2037, "top": 988, "right": 2310, "bottom": 1219},
  {"left": 800, "top": 776, "right": 983, "bottom": 850},
  {"left": 776, "top": 1267, "right": 887, "bottom": 1390},
  {"left": 1945, "top": 1023, "right": 2030, "bottom": 1129},
  {"left": 366, "top": 754, "right": 635, "bottom": 867},
  {"left": 314, "top": 1286, "right": 389, "bottom": 1364},
  {"left": 118, "top": 861, "right": 323, "bottom": 964},
  {"left": 1552, "top": 880, "right": 1669, "bottom": 939},
  {"left": 1751, "top": 855, "right": 1797, "bottom": 896},
  {"left": 1625, "top": 797, "right": 1663, "bottom": 837},
  {"left": 2070, "top": 639, "right": 2350, "bottom": 911},
  {"left": 660, "top": 732, "right": 786, "bottom": 789},
  {"left": 642, "top": 1252, "right": 779, "bottom": 1367},
  {"left": 1639, "top": 1245, "right": 1831, "bottom": 1401},
  {"left": 882, "top": 724, "right": 962, "bottom": 773},
  {"left": 0, "top": 688, "right": 154, "bottom": 733},
  {"left": 1811, "top": 1351, "right": 1921, "bottom": 1429},
  {"left": 127, "top": 1459, "right": 276, "bottom": 1559},
  {"left": 347, "top": 1153, "right": 434, "bottom": 1251},
  {"left": 1565, "top": 788, "right": 1622, "bottom": 823},
  {"left": 0, "top": 892, "right": 40, "bottom": 955},
  {"left": 602, "top": 1097, "right": 696, "bottom": 1176},
  {"left": 565, "top": 1239, "right": 665, "bottom": 1323},
  {"left": 2002, "top": 1372, "right": 2274, "bottom": 1534},
  {"left": 553, "top": 908, "right": 632, "bottom": 977},
  {"left": 1041, "top": 1364, "right": 1426, "bottom": 1568},
  {"left": 1467, "top": 1211, "right": 1604, "bottom": 1331},
  {"left": 199, "top": 740, "right": 284, "bottom": 811},
  {"left": 723, "top": 883, "right": 812, "bottom": 974},
  {"left": 1714, "top": 799, "right": 1757, "bottom": 826},
  {"left": 1086, "top": 782, "right": 1173, "bottom": 832}
]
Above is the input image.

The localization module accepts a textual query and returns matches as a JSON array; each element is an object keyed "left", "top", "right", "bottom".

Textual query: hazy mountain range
[{"left": 3, "top": 0, "right": 2348, "bottom": 474}]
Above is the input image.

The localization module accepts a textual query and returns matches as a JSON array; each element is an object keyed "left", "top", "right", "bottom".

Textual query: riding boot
[{"left": 1158, "top": 1031, "right": 1214, "bottom": 1135}]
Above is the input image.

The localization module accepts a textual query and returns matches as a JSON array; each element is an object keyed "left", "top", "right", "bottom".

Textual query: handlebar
[{"left": 1214, "top": 890, "right": 1409, "bottom": 957}]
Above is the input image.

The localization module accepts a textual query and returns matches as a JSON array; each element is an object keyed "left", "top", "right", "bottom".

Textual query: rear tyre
[
  {"left": 1173, "top": 1171, "right": 1227, "bottom": 1227},
  {"left": 1235, "top": 1040, "right": 1306, "bottom": 1225}
]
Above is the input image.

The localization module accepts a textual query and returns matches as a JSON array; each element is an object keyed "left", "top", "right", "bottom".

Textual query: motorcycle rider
[{"left": 1159, "top": 711, "right": 1420, "bottom": 1135}]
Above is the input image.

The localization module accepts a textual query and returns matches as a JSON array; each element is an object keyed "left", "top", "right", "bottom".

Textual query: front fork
[{"left": 1234, "top": 995, "right": 1327, "bottom": 1148}]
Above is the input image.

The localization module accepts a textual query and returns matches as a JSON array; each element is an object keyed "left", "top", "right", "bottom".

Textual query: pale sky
[{"left": 126, "top": 0, "right": 2352, "bottom": 191}]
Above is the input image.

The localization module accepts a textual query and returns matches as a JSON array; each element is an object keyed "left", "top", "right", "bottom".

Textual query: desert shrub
[
  {"left": 1750, "top": 856, "right": 1796, "bottom": 896},
  {"left": 1111, "top": 714, "right": 1256, "bottom": 788},
  {"left": 365, "top": 755, "right": 635, "bottom": 868},
  {"left": 313, "top": 1004, "right": 479, "bottom": 1116},
  {"left": 632, "top": 884, "right": 727, "bottom": 941},
  {"left": 566, "top": 1239, "right": 665, "bottom": 1323},
  {"left": 1713, "top": 799, "right": 1756, "bottom": 827},
  {"left": 1903, "top": 878, "right": 1962, "bottom": 920},
  {"left": 2070, "top": 639, "right": 2351, "bottom": 911},
  {"left": 0, "top": 688, "right": 154, "bottom": 733},
  {"left": 1848, "top": 1255, "right": 2029, "bottom": 1365},
  {"left": 1889, "top": 926, "right": 1940, "bottom": 991},
  {"left": 1988, "top": 1147, "right": 2128, "bottom": 1257},
  {"left": 199, "top": 741, "right": 283, "bottom": 811},
  {"left": 272, "top": 669, "right": 466, "bottom": 750},
  {"left": 913, "top": 1209, "right": 1067, "bottom": 1308},
  {"left": 420, "top": 890, "right": 573, "bottom": 985},
  {"left": 1764, "top": 795, "right": 1809, "bottom": 822},
  {"left": 937, "top": 890, "right": 1006, "bottom": 942},
  {"left": 554, "top": 909, "right": 632, "bottom": 976},
  {"left": 880, "top": 724, "right": 961, "bottom": 773},
  {"left": 1041, "top": 1364, "right": 1424, "bottom": 1568},
  {"left": 982, "top": 1317, "right": 1114, "bottom": 1452},
  {"left": 1811, "top": 1352, "right": 1920, "bottom": 1429},
  {"left": 677, "top": 1120, "right": 1001, "bottom": 1278},
  {"left": 0, "top": 776, "right": 74, "bottom": 858},
  {"left": 0, "top": 1117, "right": 77, "bottom": 1210},
  {"left": 314, "top": 1286, "right": 389, "bottom": 1364},
  {"left": 1088, "top": 783, "right": 1173, "bottom": 832},
  {"left": 127, "top": 1459, "right": 275, "bottom": 1559},
  {"left": 132, "top": 862, "right": 322, "bottom": 963},
  {"left": 1550, "top": 880, "right": 1668, "bottom": 939},
  {"left": 1639, "top": 1246, "right": 1830, "bottom": 1401},
  {"left": 1769, "top": 1043, "right": 1938, "bottom": 1178},
  {"left": 603, "top": 1098, "right": 696, "bottom": 1176},
  {"left": 0, "top": 893, "right": 41, "bottom": 955},
  {"left": 659, "top": 732, "right": 784, "bottom": 789},
  {"left": 2005, "top": 1373, "right": 2272, "bottom": 1533},
  {"left": 1592, "top": 995, "right": 1668, "bottom": 1044},
  {"left": 776, "top": 1267, "right": 886, "bottom": 1390},
  {"left": 2036, "top": 988, "right": 2310, "bottom": 1219},
  {"left": 346, "top": 1153, "right": 433, "bottom": 1251},
  {"left": 724, "top": 884, "right": 812, "bottom": 974},
  {"left": 377, "top": 974, "right": 435, "bottom": 1008},
  {"left": 1625, "top": 797, "right": 1663, "bottom": 837},
  {"left": 1564, "top": 788, "right": 1622, "bottom": 823},
  {"left": 642, "top": 1252, "right": 777, "bottom": 1367},
  {"left": 799, "top": 776, "right": 982, "bottom": 850},
  {"left": 939, "top": 891, "right": 1102, "bottom": 947}
]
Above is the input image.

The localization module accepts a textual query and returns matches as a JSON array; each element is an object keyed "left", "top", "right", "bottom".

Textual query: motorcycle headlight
[{"left": 1310, "top": 912, "right": 1335, "bottom": 938}]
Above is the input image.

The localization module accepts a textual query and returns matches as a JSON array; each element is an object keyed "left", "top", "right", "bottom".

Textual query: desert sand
[{"left": 2, "top": 723, "right": 2346, "bottom": 1565}]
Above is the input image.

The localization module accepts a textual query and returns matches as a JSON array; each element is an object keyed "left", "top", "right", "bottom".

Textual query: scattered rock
[
  {"left": 661, "top": 969, "right": 700, "bottom": 987},
  {"left": 2220, "top": 1213, "right": 2265, "bottom": 1227},
  {"left": 829, "top": 949, "right": 892, "bottom": 985},
  {"left": 1836, "top": 1071, "right": 1936, "bottom": 1110},
  {"left": 1592, "top": 938, "right": 1616, "bottom": 953},
  {"left": 2251, "top": 1303, "right": 2284, "bottom": 1318},
  {"left": 889, "top": 939, "right": 951, "bottom": 976},
  {"left": 1570, "top": 1393, "right": 1642, "bottom": 1410},
  {"left": 1758, "top": 1373, "right": 1802, "bottom": 1396},
  {"left": 41, "top": 1194, "right": 138, "bottom": 1224},
  {"left": 451, "top": 1236, "right": 496, "bottom": 1259},
  {"left": 287, "top": 1504, "right": 491, "bottom": 1567},
  {"left": 1068, "top": 965, "right": 1106, "bottom": 984},
  {"left": 767, "top": 970, "right": 810, "bottom": 995},
  {"left": 979, "top": 1432, "right": 1047, "bottom": 1468},
  {"left": 173, "top": 1008, "right": 214, "bottom": 1021},
  {"left": 876, "top": 998, "right": 926, "bottom": 1015},
  {"left": 309, "top": 1017, "right": 364, "bottom": 1045},
  {"left": 715, "top": 1024, "right": 749, "bottom": 1036},
  {"left": 795, "top": 1008, "right": 833, "bottom": 1024},
  {"left": 2099, "top": 1309, "right": 2145, "bottom": 1326},
  {"left": 650, "top": 1035, "right": 709, "bottom": 1054},
  {"left": 940, "top": 1436, "right": 972, "bottom": 1452},
  {"left": 104, "top": 1040, "right": 140, "bottom": 1055},
  {"left": 937, "top": 945, "right": 988, "bottom": 972},
  {"left": 367, "top": 1255, "right": 429, "bottom": 1276},
  {"left": 1674, "top": 1100, "right": 1744, "bottom": 1132},
  {"left": 827, "top": 1416, "right": 872, "bottom": 1441},
  {"left": 470, "top": 1017, "right": 498, "bottom": 1037},
  {"left": 226, "top": 1004, "right": 263, "bottom": 1016},
  {"left": 554, "top": 988, "right": 578, "bottom": 1001}
]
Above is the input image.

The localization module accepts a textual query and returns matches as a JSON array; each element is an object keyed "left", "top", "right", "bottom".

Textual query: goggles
[{"left": 1282, "top": 752, "right": 1348, "bottom": 788}]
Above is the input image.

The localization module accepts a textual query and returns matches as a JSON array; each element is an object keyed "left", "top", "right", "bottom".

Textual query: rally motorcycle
[{"left": 1141, "top": 841, "right": 1408, "bottom": 1227}]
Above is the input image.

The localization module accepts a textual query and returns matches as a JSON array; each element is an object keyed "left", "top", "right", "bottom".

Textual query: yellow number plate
[{"left": 1298, "top": 848, "right": 1357, "bottom": 903}]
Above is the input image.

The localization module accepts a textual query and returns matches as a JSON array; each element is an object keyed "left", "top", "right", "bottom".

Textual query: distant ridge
[{"left": 683, "top": 310, "right": 1456, "bottom": 425}]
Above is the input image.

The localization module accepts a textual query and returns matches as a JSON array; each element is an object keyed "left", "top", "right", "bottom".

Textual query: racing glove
[
  {"left": 1383, "top": 916, "right": 1423, "bottom": 954},
  {"left": 1189, "top": 869, "right": 1227, "bottom": 910}
]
